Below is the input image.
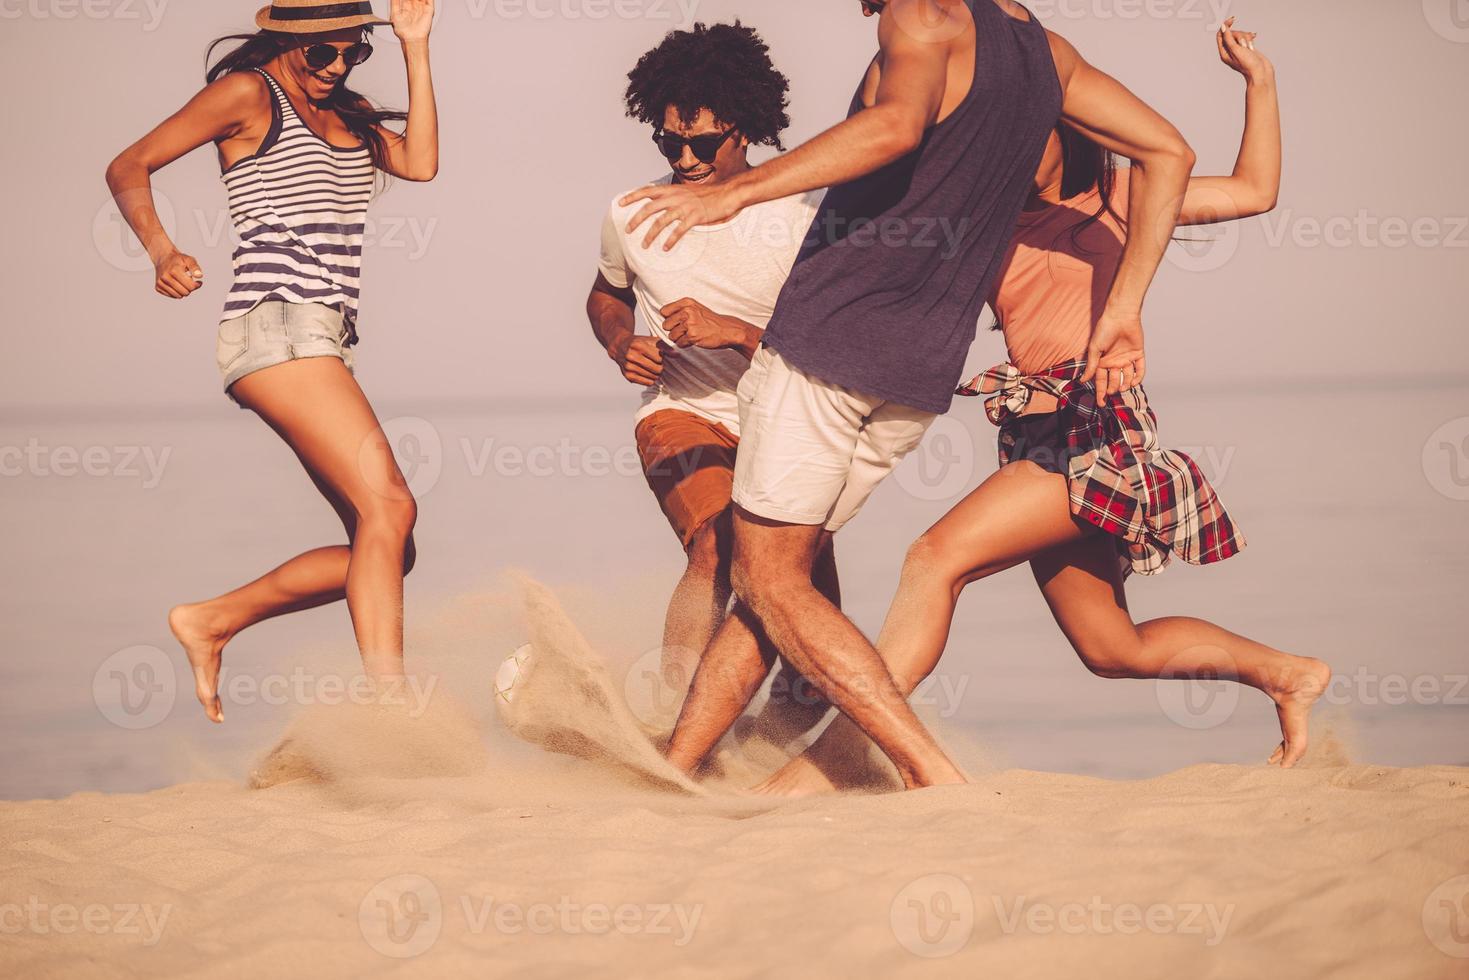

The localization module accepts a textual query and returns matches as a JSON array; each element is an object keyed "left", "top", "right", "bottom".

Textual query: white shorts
[{"left": 731, "top": 346, "right": 937, "bottom": 533}]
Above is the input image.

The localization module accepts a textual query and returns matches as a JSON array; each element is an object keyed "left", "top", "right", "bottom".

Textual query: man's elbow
[
  {"left": 1136, "top": 136, "right": 1195, "bottom": 181},
  {"left": 1161, "top": 136, "right": 1196, "bottom": 173},
  {"left": 886, "top": 118, "right": 927, "bottom": 158},
  {"left": 868, "top": 105, "right": 926, "bottom": 159}
]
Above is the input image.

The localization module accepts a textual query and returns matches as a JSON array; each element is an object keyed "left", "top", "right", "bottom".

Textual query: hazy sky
[{"left": 2, "top": 0, "right": 1466, "bottom": 413}]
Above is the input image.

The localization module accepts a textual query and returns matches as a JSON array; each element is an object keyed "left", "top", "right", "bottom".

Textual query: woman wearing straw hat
[{"left": 104, "top": 1, "right": 438, "bottom": 723}]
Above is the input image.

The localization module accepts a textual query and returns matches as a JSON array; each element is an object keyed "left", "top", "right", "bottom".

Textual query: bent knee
[
  {"left": 356, "top": 493, "right": 418, "bottom": 540},
  {"left": 903, "top": 533, "right": 969, "bottom": 592},
  {"left": 1075, "top": 643, "right": 1144, "bottom": 680},
  {"left": 686, "top": 522, "right": 728, "bottom": 576}
]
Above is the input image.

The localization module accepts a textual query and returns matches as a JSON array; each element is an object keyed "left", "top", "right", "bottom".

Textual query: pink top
[{"left": 990, "top": 168, "right": 1133, "bottom": 375}]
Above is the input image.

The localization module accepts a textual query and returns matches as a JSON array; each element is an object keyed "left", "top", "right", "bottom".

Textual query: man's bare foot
[
  {"left": 168, "top": 603, "right": 231, "bottom": 723},
  {"left": 1265, "top": 656, "right": 1332, "bottom": 768},
  {"left": 909, "top": 762, "right": 969, "bottom": 790},
  {"left": 751, "top": 754, "right": 840, "bottom": 798}
]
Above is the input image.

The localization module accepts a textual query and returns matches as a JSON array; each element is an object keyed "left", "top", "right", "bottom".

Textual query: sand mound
[{"left": 248, "top": 685, "right": 489, "bottom": 790}]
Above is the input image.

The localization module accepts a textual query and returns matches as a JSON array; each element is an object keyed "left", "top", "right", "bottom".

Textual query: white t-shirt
[{"left": 599, "top": 177, "right": 823, "bottom": 434}]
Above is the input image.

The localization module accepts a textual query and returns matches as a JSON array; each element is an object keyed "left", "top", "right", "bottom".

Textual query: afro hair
[{"left": 624, "top": 21, "right": 792, "bottom": 150}]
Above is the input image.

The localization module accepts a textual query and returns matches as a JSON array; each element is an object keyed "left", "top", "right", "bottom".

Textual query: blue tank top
[{"left": 764, "top": 1, "right": 1063, "bottom": 414}]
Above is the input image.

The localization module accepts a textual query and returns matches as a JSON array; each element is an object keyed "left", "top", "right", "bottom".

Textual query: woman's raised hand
[
  {"left": 1217, "top": 17, "right": 1272, "bottom": 82},
  {"left": 391, "top": 0, "right": 435, "bottom": 42}
]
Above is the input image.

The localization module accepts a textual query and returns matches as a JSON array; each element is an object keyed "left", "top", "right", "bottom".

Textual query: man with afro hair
[{"left": 588, "top": 22, "right": 837, "bottom": 737}]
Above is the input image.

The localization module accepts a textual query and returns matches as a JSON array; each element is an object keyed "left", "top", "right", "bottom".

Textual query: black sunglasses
[
  {"left": 302, "top": 42, "right": 374, "bottom": 71},
  {"left": 652, "top": 127, "right": 740, "bottom": 165},
  {"left": 861, "top": 0, "right": 888, "bottom": 12}
]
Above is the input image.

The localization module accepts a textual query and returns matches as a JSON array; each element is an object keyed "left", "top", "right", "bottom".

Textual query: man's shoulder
[{"left": 606, "top": 174, "right": 674, "bottom": 224}]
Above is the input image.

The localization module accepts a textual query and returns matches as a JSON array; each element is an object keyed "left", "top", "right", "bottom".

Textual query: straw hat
[{"left": 255, "top": 1, "right": 390, "bottom": 33}]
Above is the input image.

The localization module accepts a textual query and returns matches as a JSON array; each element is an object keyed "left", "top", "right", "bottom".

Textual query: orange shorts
[{"left": 634, "top": 409, "right": 740, "bottom": 550}]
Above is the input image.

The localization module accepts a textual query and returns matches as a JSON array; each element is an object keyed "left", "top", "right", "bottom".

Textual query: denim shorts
[{"left": 217, "top": 301, "right": 355, "bottom": 402}]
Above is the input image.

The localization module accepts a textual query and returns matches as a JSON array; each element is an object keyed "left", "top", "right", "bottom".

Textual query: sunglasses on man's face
[
  {"left": 653, "top": 127, "right": 739, "bottom": 165},
  {"left": 302, "top": 42, "right": 374, "bottom": 71},
  {"left": 860, "top": 0, "right": 888, "bottom": 12}
]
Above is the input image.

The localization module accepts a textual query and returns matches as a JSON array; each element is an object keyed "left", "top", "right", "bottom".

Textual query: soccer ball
[{"left": 495, "top": 644, "right": 534, "bottom": 707}]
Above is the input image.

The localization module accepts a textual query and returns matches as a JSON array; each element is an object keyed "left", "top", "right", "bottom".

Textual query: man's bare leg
[
  {"left": 658, "top": 514, "right": 735, "bottom": 693},
  {"left": 663, "top": 537, "right": 839, "bottom": 772},
  {"left": 755, "top": 462, "right": 1088, "bottom": 794},
  {"left": 727, "top": 509, "right": 964, "bottom": 790},
  {"left": 725, "top": 540, "right": 840, "bottom": 753}
]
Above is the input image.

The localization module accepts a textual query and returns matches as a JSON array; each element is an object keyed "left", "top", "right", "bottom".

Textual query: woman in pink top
[{"left": 759, "top": 22, "right": 1332, "bottom": 795}]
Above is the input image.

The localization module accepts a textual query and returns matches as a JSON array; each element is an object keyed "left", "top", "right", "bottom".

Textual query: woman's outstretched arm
[
  {"left": 374, "top": 0, "right": 439, "bottom": 182},
  {"left": 1179, "top": 19, "right": 1281, "bottom": 226}
]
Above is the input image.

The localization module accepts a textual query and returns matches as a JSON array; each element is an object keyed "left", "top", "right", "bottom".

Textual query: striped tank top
[{"left": 220, "top": 68, "right": 376, "bottom": 342}]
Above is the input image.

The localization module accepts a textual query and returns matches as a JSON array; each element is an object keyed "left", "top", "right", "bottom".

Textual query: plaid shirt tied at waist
[{"left": 958, "top": 359, "right": 1247, "bottom": 577}]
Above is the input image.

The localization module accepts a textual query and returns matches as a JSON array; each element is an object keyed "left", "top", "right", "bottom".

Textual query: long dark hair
[
  {"left": 205, "top": 29, "right": 406, "bottom": 177},
  {"left": 1057, "top": 126, "right": 1127, "bottom": 246}
]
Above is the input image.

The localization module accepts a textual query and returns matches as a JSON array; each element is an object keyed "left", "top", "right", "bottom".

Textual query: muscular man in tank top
[{"left": 623, "top": 0, "right": 1198, "bottom": 791}]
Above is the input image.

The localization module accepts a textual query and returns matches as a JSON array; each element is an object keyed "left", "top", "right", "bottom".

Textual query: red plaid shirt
[{"left": 959, "top": 359, "right": 1246, "bottom": 577}]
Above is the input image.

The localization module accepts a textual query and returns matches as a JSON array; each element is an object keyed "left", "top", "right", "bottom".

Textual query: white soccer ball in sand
[{"left": 495, "top": 644, "right": 534, "bottom": 708}]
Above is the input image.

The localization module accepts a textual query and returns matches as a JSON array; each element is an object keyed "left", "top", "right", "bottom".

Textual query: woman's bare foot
[
  {"left": 751, "top": 754, "right": 840, "bottom": 798},
  {"left": 1265, "top": 656, "right": 1332, "bottom": 768},
  {"left": 168, "top": 602, "right": 232, "bottom": 723}
]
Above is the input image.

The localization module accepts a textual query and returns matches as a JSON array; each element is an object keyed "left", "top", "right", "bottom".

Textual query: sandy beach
[
  {"left": 4, "top": 583, "right": 1468, "bottom": 979},
  {"left": 4, "top": 760, "right": 1466, "bottom": 977}
]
